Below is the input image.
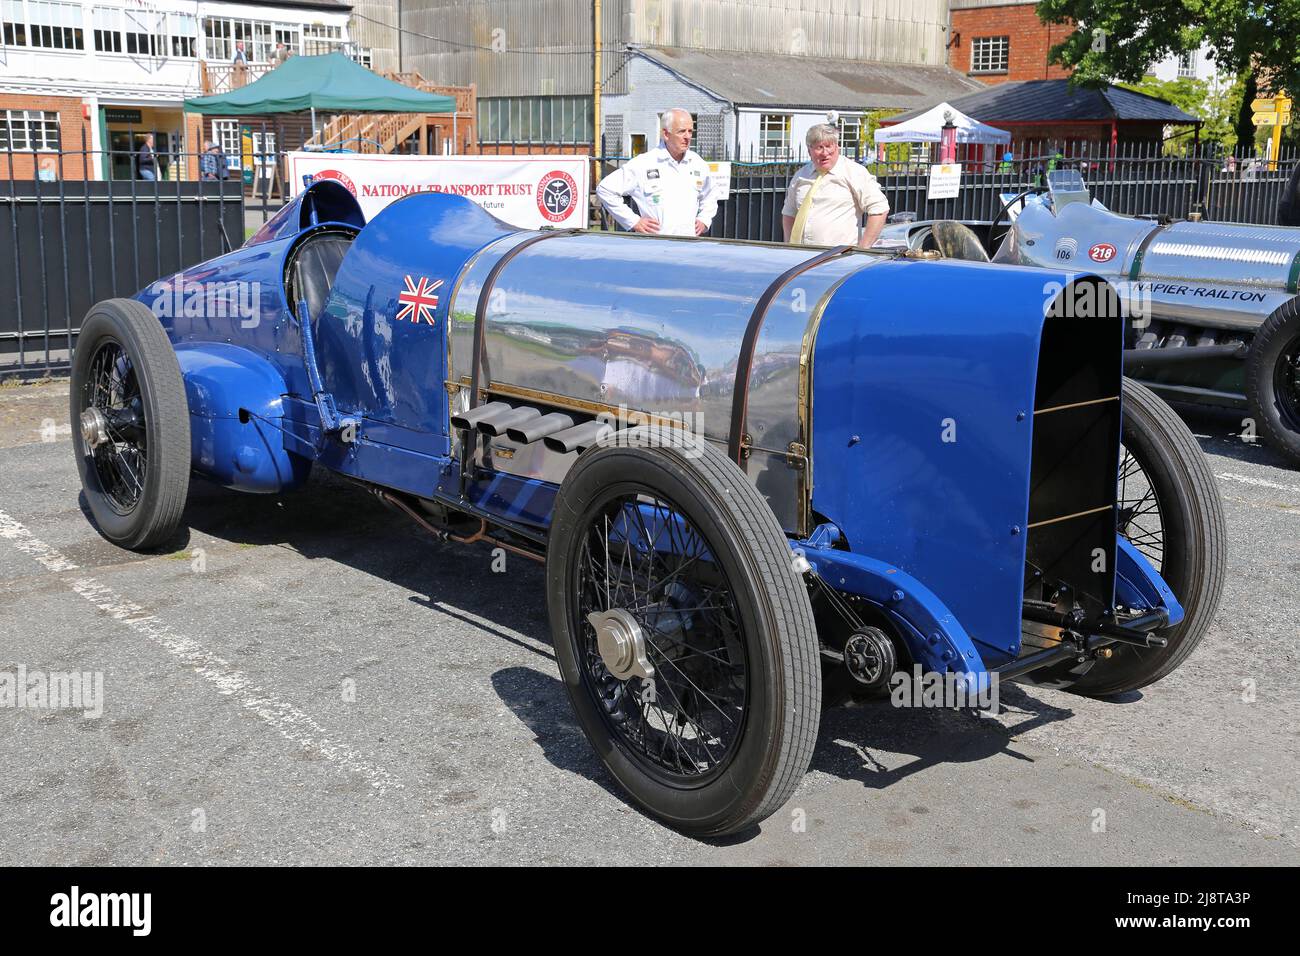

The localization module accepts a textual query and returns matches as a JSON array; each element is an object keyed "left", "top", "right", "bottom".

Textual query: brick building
[
  {"left": 948, "top": 0, "right": 1074, "bottom": 85},
  {"left": 0, "top": 0, "right": 354, "bottom": 181}
]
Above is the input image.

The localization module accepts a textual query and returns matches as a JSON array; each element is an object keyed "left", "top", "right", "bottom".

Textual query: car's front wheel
[{"left": 1068, "top": 380, "right": 1226, "bottom": 697}]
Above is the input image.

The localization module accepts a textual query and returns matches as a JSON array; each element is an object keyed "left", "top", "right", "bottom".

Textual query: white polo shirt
[
  {"left": 596, "top": 146, "right": 719, "bottom": 237},
  {"left": 782, "top": 156, "right": 890, "bottom": 246}
]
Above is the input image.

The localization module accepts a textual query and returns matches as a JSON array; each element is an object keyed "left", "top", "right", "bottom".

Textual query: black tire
[
  {"left": 1069, "top": 379, "right": 1226, "bottom": 697},
  {"left": 1245, "top": 300, "right": 1300, "bottom": 467},
  {"left": 70, "top": 298, "right": 190, "bottom": 550},
  {"left": 546, "top": 426, "right": 821, "bottom": 837}
]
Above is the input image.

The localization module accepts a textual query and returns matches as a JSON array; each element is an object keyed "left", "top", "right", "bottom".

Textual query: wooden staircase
[{"left": 303, "top": 71, "right": 473, "bottom": 154}]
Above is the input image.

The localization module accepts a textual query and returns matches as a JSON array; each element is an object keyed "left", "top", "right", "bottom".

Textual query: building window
[
  {"left": 211, "top": 119, "right": 241, "bottom": 171},
  {"left": 478, "top": 96, "right": 592, "bottom": 144},
  {"left": 971, "top": 35, "right": 1009, "bottom": 74},
  {"left": 1177, "top": 51, "right": 1196, "bottom": 79},
  {"left": 2, "top": 0, "right": 26, "bottom": 45},
  {"left": 122, "top": 8, "right": 163, "bottom": 56},
  {"left": 92, "top": 7, "right": 121, "bottom": 52},
  {"left": 273, "top": 23, "right": 300, "bottom": 55},
  {"left": 170, "top": 13, "right": 197, "bottom": 58},
  {"left": 27, "top": 0, "right": 84, "bottom": 51},
  {"left": 759, "top": 113, "right": 790, "bottom": 159},
  {"left": 302, "top": 23, "right": 342, "bottom": 56},
  {"left": 837, "top": 114, "right": 863, "bottom": 155},
  {"left": 0, "top": 109, "right": 61, "bottom": 151}
]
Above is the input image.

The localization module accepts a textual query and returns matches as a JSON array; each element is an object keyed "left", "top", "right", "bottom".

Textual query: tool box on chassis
[{"left": 67, "top": 179, "right": 1225, "bottom": 837}]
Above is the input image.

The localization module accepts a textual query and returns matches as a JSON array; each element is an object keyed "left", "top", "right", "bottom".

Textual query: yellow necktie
[{"left": 791, "top": 170, "right": 826, "bottom": 244}]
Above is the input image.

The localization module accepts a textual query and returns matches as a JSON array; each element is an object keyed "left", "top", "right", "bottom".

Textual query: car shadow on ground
[
  {"left": 1171, "top": 402, "right": 1294, "bottom": 469},
  {"left": 178, "top": 467, "right": 554, "bottom": 648},
  {"left": 171, "top": 466, "right": 1108, "bottom": 844},
  {"left": 809, "top": 680, "right": 1077, "bottom": 790}
]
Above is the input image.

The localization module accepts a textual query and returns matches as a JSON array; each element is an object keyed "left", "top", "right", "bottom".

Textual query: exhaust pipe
[
  {"left": 543, "top": 420, "right": 614, "bottom": 454},
  {"left": 1123, "top": 342, "right": 1247, "bottom": 371},
  {"left": 450, "top": 401, "right": 514, "bottom": 431},
  {"left": 507, "top": 411, "right": 575, "bottom": 444},
  {"left": 479, "top": 405, "right": 541, "bottom": 437}
]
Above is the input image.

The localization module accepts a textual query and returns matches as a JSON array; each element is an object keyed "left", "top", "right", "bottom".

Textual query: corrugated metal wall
[
  {"left": 631, "top": 0, "right": 948, "bottom": 65},
  {"left": 400, "top": 0, "right": 950, "bottom": 99},
  {"left": 350, "top": 0, "right": 403, "bottom": 74},
  {"left": 401, "top": 0, "right": 628, "bottom": 98}
]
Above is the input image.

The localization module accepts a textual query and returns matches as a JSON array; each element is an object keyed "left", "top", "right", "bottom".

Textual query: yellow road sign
[
  {"left": 1252, "top": 95, "right": 1293, "bottom": 112},
  {"left": 1253, "top": 111, "right": 1292, "bottom": 126}
]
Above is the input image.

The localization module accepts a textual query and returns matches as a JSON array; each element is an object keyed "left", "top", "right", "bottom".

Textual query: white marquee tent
[{"left": 874, "top": 102, "right": 1011, "bottom": 145}]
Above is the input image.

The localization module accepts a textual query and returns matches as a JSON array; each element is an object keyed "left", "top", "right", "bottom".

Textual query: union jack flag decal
[{"left": 395, "top": 275, "right": 443, "bottom": 325}]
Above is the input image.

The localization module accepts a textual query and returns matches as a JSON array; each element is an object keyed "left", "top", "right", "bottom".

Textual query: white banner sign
[
  {"left": 927, "top": 163, "right": 962, "bottom": 200},
  {"left": 285, "top": 152, "right": 590, "bottom": 229}
]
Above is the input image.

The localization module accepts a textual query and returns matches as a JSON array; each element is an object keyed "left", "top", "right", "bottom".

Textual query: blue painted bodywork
[{"left": 130, "top": 181, "right": 1183, "bottom": 683}]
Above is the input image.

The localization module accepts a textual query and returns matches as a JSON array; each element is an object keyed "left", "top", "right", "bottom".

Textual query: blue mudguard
[
  {"left": 1115, "top": 538, "right": 1185, "bottom": 625},
  {"left": 174, "top": 343, "right": 311, "bottom": 493}
]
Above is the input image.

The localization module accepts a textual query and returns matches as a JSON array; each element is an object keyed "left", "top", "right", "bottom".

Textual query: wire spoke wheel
[
  {"left": 1116, "top": 442, "right": 1165, "bottom": 571},
  {"left": 547, "top": 427, "right": 820, "bottom": 837},
  {"left": 1068, "top": 380, "right": 1225, "bottom": 697},
  {"left": 83, "top": 340, "right": 149, "bottom": 515},
  {"left": 71, "top": 299, "right": 190, "bottom": 550},
  {"left": 574, "top": 493, "right": 749, "bottom": 783}
]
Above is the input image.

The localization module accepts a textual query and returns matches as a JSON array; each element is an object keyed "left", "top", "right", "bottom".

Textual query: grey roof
[
  {"left": 888, "top": 79, "right": 1201, "bottom": 125},
  {"left": 633, "top": 46, "right": 987, "bottom": 112}
]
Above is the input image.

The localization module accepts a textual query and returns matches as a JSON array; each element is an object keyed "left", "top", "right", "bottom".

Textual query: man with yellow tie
[{"left": 782, "top": 124, "right": 889, "bottom": 248}]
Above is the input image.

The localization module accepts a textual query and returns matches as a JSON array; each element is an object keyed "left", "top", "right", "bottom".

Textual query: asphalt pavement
[{"left": 0, "top": 379, "right": 1296, "bottom": 865}]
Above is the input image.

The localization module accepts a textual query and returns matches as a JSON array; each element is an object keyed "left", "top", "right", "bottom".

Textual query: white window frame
[
  {"left": 211, "top": 119, "right": 241, "bottom": 171},
  {"left": 3, "top": 0, "right": 28, "bottom": 46},
  {"left": 0, "top": 109, "right": 61, "bottom": 152},
  {"left": 93, "top": 6, "right": 122, "bottom": 53},
  {"left": 971, "top": 35, "right": 1009, "bottom": 74},
  {"left": 302, "top": 22, "right": 342, "bottom": 56},
  {"left": 170, "top": 12, "right": 197, "bottom": 58},
  {"left": 759, "top": 113, "right": 791, "bottom": 160},
  {"left": 1177, "top": 51, "right": 1196, "bottom": 79},
  {"left": 27, "top": 0, "right": 84, "bottom": 52},
  {"left": 837, "top": 114, "right": 863, "bottom": 155}
]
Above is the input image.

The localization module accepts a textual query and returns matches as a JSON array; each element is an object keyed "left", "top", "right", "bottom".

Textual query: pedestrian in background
[
  {"left": 596, "top": 108, "right": 718, "bottom": 237},
  {"left": 136, "top": 133, "right": 157, "bottom": 181},
  {"left": 200, "top": 140, "right": 219, "bottom": 180},
  {"left": 782, "top": 124, "right": 889, "bottom": 248}
]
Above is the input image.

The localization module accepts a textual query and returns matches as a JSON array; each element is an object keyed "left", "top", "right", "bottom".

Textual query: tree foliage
[{"left": 1037, "top": 0, "right": 1300, "bottom": 97}]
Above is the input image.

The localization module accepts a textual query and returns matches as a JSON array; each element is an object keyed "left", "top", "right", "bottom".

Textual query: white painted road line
[
  {"left": 0, "top": 508, "right": 403, "bottom": 795},
  {"left": 1217, "top": 472, "right": 1300, "bottom": 497}
]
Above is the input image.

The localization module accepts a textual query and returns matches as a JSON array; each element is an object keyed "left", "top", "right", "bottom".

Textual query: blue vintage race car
[{"left": 70, "top": 179, "right": 1226, "bottom": 837}]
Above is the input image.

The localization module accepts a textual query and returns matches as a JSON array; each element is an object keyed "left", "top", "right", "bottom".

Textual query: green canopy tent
[{"left": 183, "top": 52, "right": 455, "bottom": 140}]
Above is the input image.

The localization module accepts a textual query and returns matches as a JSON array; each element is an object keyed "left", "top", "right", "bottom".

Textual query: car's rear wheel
[
  {"left": 1068, "top": 380, "right": 1226, "bottom": 697},
  {"left": 70, "top": 298, "right": 190, "bottom": 550},
  {"left": 546, "top": 426, "right": 820, "bottom": 837},
  {"left": 1246, "top": 299, "right": 1300, "bottom": 467}
]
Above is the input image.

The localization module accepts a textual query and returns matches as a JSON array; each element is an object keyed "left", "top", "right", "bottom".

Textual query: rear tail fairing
[{"left": 806, "top": 264, "right": 1136, "bottom": 671}]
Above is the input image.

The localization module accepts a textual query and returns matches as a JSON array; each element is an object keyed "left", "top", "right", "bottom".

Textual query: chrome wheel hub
[
  {"left": 80, "top": 407, "right": 110, "bottom": 449},
  {"left": 588, "top": 608, "right": 655, "bottom": 681}
]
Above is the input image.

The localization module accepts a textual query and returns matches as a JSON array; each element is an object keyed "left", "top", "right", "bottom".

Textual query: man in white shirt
[
  {"left": 596, "top": 108, "right": 718, "bottom": 237},
  {"left": 782, "top": 123, "right": 889, "bottom": 248}
]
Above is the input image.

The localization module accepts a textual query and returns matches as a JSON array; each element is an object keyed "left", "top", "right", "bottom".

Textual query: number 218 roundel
[{"left": 1089, "top": 242, "right": 1118, "bottom": 263}]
